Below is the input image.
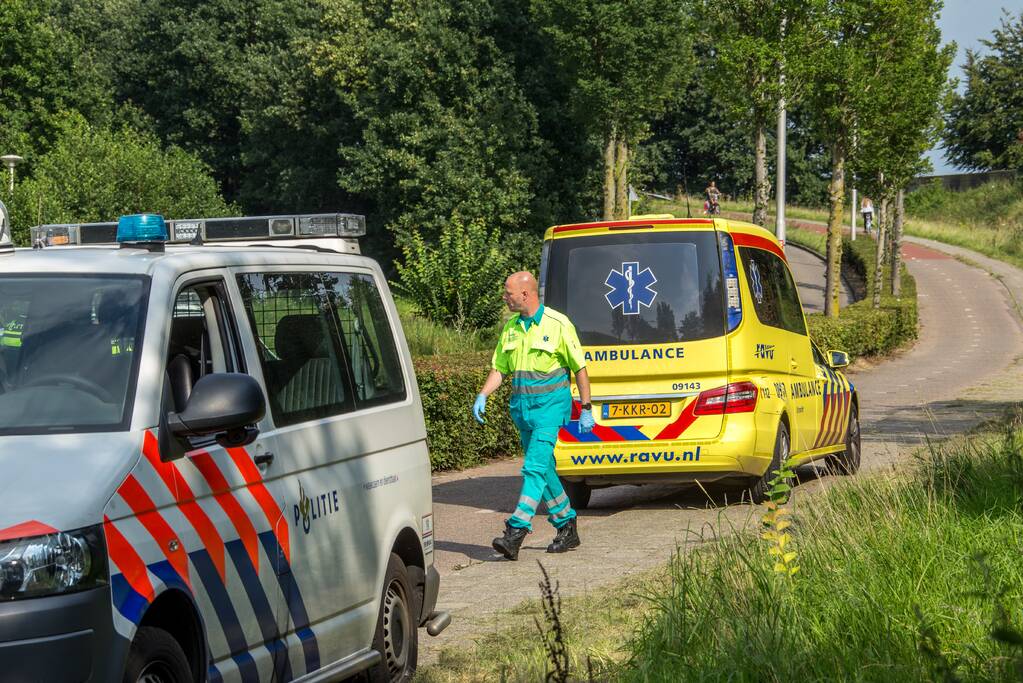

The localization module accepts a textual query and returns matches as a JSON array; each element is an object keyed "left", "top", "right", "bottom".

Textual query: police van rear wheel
[
  {"left": 560, "top": 479, "right": 591, "bottom": 510},
  {"left": 748, "top": 421, "right": 791, "bottom": 505},
  {"left": 369, "top": 553, "right": 418, "bottom": 682},
  {"left": 123, "top": 626, "right": 192, "bottom": 683}
]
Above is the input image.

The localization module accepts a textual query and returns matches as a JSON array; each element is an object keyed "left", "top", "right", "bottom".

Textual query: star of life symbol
[
  {"left": 605, "top": 262, "right": 657, "bottom": 315},
  {"left": 749, "top": 260, "right": 765, "bottom": 304}
]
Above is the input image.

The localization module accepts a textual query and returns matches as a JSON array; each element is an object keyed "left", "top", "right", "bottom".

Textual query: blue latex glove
[
  {"left": 579, "top": 408, "right": 595, "bottom": 433},
  {"left": 472, "top": 393, "right": 487, "bottom": 424}
]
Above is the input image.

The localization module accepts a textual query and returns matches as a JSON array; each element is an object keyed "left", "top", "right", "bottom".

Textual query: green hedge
[
  {"left": 413, "top": 353, "right": 521, "bottom": 471},
  {"left": 802, "top": 234, "right": 918, "bottom": 358}
]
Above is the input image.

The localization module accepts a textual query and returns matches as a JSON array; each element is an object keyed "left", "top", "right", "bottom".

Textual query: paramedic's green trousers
[{"left": 507, "top": 426, "right": 577, "bottom": 530}]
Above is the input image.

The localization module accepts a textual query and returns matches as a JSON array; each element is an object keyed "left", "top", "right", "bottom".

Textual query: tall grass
[
  {"left": 625, "top": 420, "right": 1023, "bottom": 682},
  {"left": 395, "top": 296, "right": 498, "bottom": 356},
  {"left": 902, "top": 179, "right": 1023, "bottom": 270}
]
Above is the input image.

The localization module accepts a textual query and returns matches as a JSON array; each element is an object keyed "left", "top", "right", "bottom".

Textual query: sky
[{"left": 925, "top": 0, "right": 1023, "bottom": 174}]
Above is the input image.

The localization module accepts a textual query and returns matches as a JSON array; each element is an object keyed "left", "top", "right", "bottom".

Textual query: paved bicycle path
[{"left": 423, "top": 231, "right": 1023, "bottom": 664}]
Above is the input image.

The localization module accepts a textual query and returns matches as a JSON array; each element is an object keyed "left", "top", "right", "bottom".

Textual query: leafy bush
[
  {"left": 8, "top": 113, "right": 233, "bottom": 244},
  {"left": 413, "top": 353, "right": 520, "bottom": 471},
  {"left": 394, "top": 216, "right": 509, "bottom": 331}
]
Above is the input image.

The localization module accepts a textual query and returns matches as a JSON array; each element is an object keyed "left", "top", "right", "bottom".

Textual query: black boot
[
  {"left": 492, "top": 523, "right": 529, "bottom": 561},
  {"left": 546, "top": 519, "right": 580, "bottom": 553}
]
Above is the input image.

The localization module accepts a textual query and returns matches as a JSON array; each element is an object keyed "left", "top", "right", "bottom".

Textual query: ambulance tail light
[{"left": 692, "top": 382, "right": 758, "bottom": 415}]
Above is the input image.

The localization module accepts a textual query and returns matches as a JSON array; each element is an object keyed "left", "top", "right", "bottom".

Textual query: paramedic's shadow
[{"left": 432, "top": 473, "right": 759, "bottom": 515}]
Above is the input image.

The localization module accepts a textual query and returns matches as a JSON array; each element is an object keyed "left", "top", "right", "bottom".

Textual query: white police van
[{"left": 0, "top": 203, "right": 448, "bottom": 682}]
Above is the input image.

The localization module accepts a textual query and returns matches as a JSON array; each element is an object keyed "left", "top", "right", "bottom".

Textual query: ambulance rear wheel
[
  {"left": 748, "top": 420, "right": 791, "bottom": 505},
  {"left": 828, "top": 404, "right": 861, "bottom": 475},
  {"left": 369, "top": 553, "right": 418, "bottom": 682},
  {"left": 561, "top": 479, "right": 591, "bottom": 510},
  {"left": 123, "top": 626, "right": 192, "bottom": 683}
]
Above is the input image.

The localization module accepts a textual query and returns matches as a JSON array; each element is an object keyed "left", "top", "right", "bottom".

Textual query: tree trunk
[
  {"left": 603, "top": 131, "right": 616, "bottom": 220},
  {"left": 890, "top": 189, "right": 904, "bottom": 297},
  {"left": 824, "top": 141, "right": 846, "bottom": 318},
  {"left": 752, "top": 123, "right": 770, "bottom": 227},
  {"left": 872, "top": 192, "right": 888, "bottom": 309},
  {"left": 614, "top": 136, "right": 629, "bottom": 219}
]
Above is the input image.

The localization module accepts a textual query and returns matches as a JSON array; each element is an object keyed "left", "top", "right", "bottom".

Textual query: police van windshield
[
  {"left": 0, "top": 275, "right": 148, "bottom": 435},
  {"left": 543, "top": 231, "right": 724, "bottom": 345}
]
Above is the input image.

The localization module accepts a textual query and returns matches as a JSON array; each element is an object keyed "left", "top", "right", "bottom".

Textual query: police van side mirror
[{"left": 165, "top": 373, "right": 265, "bottom": 452}]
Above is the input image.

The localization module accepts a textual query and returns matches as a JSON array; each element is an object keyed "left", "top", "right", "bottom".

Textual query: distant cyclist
[
  {"left": 704, "top": 181, "right": 722, "bottom": 216},
  {"left": 860, "top": 197, "right": 874, "bottom": 235}
]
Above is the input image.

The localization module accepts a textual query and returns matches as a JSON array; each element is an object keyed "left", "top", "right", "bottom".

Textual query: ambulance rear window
[{"left": 544, "top": 232, "right": 724, "bottom": 345}]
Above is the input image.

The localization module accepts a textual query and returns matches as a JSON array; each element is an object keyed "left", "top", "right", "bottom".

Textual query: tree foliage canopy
[
  {"left": 944, "top": 11, "right": 1023, "bottom": 171},
  {"left": 8, "top": 113, "right": 232, "bottom": 244}
]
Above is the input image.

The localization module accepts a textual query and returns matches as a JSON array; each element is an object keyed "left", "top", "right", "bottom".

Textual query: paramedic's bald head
[{"left": 502, "top": 271, "right": 540, "bottom": 316}]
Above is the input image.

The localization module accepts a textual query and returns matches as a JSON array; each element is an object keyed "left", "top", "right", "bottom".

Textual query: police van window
[
  {"left": 740, "top": 248, "right": 806, "bottom": 335},
  {"left": 543, "top": 231, "right": 725, "bottom": 345},
  {"left": 322, "top": 273, "right": 406, "bottom": 407},
  {"left": 0, "top": 274, "right": 148, "bottom": 435},
  {"left": 165, "top": 282, "right": 244, "bottom": 419},
  {"left": 237, "top": 272, "right": 354, "bottom": 426}
]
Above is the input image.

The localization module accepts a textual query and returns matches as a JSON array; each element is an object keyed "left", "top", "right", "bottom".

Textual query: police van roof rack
[{"left": 29, "top": 213, "right": 367, "bottom": 251}]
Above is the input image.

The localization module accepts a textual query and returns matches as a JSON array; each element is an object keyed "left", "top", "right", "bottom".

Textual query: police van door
[
  {"left": 233, "top": 267, "right": 418, "bottom": 670},
  {"left": 160, "top": 277, "right": 293, "bottom": 680}
]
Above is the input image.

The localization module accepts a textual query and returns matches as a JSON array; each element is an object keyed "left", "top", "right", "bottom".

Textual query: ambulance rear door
[{"left": 543, "top": 226, "right": 728, "bottom": 441}]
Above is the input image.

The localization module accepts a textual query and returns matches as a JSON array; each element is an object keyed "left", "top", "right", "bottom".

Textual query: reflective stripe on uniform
[
  {"left": 512, "top": 368, "right": 569, "bottom": 382},
  {"left": 511, "top": 380, "right": 571, "bottom": 395}
]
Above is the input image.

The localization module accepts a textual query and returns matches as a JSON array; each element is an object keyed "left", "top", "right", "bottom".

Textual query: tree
[
  {"left": 0, "top": 0, "right": 113, "bottom": 161},
  {"left": 848, "top": 0, "right": 952, "bottom": 302},
  {"left": 943, "top": 11, "right": 1023, "bottom": 171},
  {"left": 8, "top": 114, "right": 233, "bottom": 244},
  {"left": 85, "top": 0, "right": 327, "bottom": 205},
  {"left": 531, "top": 0, "right": 694, "bottom": 219},
  {"left": 805, "top": 0, "right": 949, "bottom": 318},
  {"left": 312, "top": 0, "right": 541, "bottom": 259},
  {"left": 699, "top": 0, "right": 817, "bottom": 226}
]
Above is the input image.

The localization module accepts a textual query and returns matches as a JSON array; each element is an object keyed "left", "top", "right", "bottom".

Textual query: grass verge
[
  {"left": 626, "top": 417, "right": 1023, "bottom": 682},
  {"left": 418, "top": 415, "right": 1023, "bottom": 682}
]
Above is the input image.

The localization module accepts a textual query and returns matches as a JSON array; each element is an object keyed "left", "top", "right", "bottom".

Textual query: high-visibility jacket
[
  {"left": 491, "top": 305, "right": 586, "bottom": 430},
  {"left": 0, "top": 315, "right": 24, "bottom": 348}
]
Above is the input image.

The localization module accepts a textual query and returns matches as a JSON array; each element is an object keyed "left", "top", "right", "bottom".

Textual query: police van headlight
[{"left": 0, "top": 525, "right": 107, "bottom": 600}]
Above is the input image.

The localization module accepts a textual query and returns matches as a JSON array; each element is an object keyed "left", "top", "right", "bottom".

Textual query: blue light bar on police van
[
  {"left": 117, "top": 214, "right": 168, "bottom": 243},
  {"left": 167, "top": 213, "right": 366, "bottom": 242},
  {"left": 31, "top": 212, "right": 366, "bottom": 247}
]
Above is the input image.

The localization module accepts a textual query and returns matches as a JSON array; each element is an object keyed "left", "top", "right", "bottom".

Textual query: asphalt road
[{"left": 422, "top": 235, "right": 1023, "bottom": 663}]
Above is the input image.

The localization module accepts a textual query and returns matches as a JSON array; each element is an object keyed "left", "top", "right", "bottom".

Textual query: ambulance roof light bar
[
  {"left": 29, "top": 212, "right": 366, "bottom": 248},
  {"left": 0, "top": 199, "right": 12, "bottom": 255}
]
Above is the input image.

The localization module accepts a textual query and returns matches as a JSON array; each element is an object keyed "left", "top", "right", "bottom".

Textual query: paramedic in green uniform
[{"left": 473, "top": 271, "right": 594, "bottom": 560}]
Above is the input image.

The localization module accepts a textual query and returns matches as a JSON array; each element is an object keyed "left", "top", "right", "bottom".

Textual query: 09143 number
[{"left": 673, "top": 382, "right": 701, "bottom": 391}]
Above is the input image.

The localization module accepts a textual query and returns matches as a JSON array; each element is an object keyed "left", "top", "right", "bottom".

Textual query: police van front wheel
[
  {"left": 369, "top": 553, "right": 418, "bottom": 683},
  {"left": 123, "top": 626, "right": 192, "bottom": 683},
  {"left": 560, "top": 479, "right": 591, "bottom": 510}
]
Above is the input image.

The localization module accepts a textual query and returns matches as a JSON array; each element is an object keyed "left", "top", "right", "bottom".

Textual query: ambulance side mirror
[
  {"left": 828, "top": 350, "right": 850, "bottom": 369},
  {"left": 163, "top": 373, "right": 265, "bottom": 458}
]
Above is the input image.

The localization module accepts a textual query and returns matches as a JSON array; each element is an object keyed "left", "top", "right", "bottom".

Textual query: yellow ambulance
[{"left": 540, "top": 216, "right": 859, "bottom": 507}]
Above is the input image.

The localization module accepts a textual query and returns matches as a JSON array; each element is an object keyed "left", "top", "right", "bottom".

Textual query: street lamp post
[{"left": 1, "top": 155, "right": 23, "bottom": 195}]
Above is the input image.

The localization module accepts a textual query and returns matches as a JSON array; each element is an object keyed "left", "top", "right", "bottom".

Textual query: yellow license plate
[{"left": 602, "top": 401, "right": 671, "bottom": 419}]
